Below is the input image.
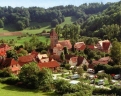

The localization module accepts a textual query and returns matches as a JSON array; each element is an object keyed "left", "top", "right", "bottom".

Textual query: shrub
[
  {"left": 65, "top": 64, "right": 71, "bottom": 70},
  {"left": 1, "top": 77, "right": 19, "bottom": 85},
  {"left": 0, "top": 68, "right": 12, "bottom": 77},
  {"left": 97, "top": 73, "right": 108, "bottom": 79}
]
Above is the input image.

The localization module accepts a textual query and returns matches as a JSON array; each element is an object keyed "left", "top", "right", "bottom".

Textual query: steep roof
[
  {"left": 18, "top": 55, "right": 35, "bottom": 66},
  {"left": 50, "top": 30, "right": 58, "bottom": 36},
  {"left": 76, "top": 56, "right": 85, "bottom": 66},
  {"left": 38, "top": 60, "right": 60, "bottom": 69},
  {"left": 70, "top": 57, "right": 78, "bottom": 63},
  {"left": 92, "top": 57, "right": 111, "bottom": 65},
  {"left": 102, "top": 42, "right": 111, "bottom": 50},
  {"left": 54, "top": 44, "right": 63, "bottom": 50},
  {"left": 74, "top": 42, "right": 85, "bottom": 48},
  {"left": 1, "top": 58, "right": 18, "bottom": 68},
  {"left": 86, "top": 45, "right": 95, "bottom": 50},
  {"left": 58, "top": 40, "right": 72, "bottom": 49}
]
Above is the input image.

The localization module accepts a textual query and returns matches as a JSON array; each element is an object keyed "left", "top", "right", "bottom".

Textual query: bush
[
  {"left": 65, "top": 64, "right": 71, "bottom": 70},
  {"left": 93, "top": 88, "right": 110, "bottom": 95},
  {"left": 1, "top": 77, "right": 19, "bottom": 85},
  {"left": 0, "top": 68, "right": 12, "bottom": 77},
  {"left": 97, "top": 73, "right": 108, "bottom": 79}
]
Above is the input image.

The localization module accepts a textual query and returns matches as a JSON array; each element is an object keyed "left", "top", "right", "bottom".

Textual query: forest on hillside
[{"left": 0, "top": 1, "right": 121, "bottom": 40}]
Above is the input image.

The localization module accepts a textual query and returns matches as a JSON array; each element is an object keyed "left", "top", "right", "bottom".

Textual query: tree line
[{"left": 0, "top": 2, "right": 114, "bottom": 30}]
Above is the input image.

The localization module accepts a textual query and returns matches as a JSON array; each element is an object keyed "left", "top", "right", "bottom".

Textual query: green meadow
[
  {"left": 0, "top": 83, "right": 57, "bottom": 96},
  {"left": 0, "top": 16, "right": 77, "bottom": 45}
]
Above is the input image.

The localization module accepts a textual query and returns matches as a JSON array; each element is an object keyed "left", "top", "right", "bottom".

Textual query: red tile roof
[
  {"left": 78, "top": 44, "right": 86, "bottom": 50},
  {"left": 38, "top": 61, "right": 60, "bottom": 69},
  {"left": 0, "top": 44, "right": 11, "bottom": 51},
  {"left": 58, "top": 40, "right": 72, "bottom": 49},
  {"left": 1, "top": 58, "right": 18, "bottom": 68},
  {"left": 102, "top": 42, "right": 111, "bottom": 50},
  {"left": 54, "top": 44, "right": 63, "bottom": 50},
  {"left": 86, "top": 45, "right": 95, "bottom": 50},
  {"left": 31, "top": 50, "right": 39, "bottom": 57},
  {"left": 18, "top": 55, "right": 35, "bottom": 66},
  {"left": 77, "top": 56, "right": 85, "bottom": 66},
  {"left": 92, "top": 57, "right": 111, "bottom": 65}
]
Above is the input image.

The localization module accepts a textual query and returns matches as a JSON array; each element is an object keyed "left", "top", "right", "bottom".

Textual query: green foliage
[
  {"left": 38, "top": 68, "right": 53, "bottom": 91},
  {"left": 0, "top": 19, "right": 4, "bottom": 28},
  {"left": 65, "top": 64, "right": 71, "bottom": 70},
  {"left": 6, "top": 50, "right": 18, "bottom": 60},
  {"left": 54, "top": 79, "right": 92, "bottom": 95},
  {"left": 19, "top": 62, "right": 40, "bottom": 89},
  {"left": 76, "top": 67, "right": 84, "bottom": 77},
  {"left": 1, "top": 76, "right": 19, "bottom": 85},
  {"left": 111, "top": 41, "right": 121, "bottom": 64},
  {"left": 0, "top": 68, "right": 12, "bottom": 77}
]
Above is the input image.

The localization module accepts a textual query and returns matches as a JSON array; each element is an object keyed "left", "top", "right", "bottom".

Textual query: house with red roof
[
  {"left": 69, "top": 56, "right": 89, "bottom": 68},
  {"left": 0, "top": 44, "right": 11, "bottom": 56},
  {"left": 90, "top": 57, "right": 111, "bottom": 68},
  {"left": 74, "top": 42, "right": 86, "bottom": 51},
  {"left": 96, "top": 40, "right": 112, "bottom": 53},
  {"left": 18, "top": 55, "right": 36, "bottom": 66},
  {"left": 38, "top": 60, "right": 60, "bottom": 71},
  {"left": 1, "top": 58, "right": 21, "bottom": 74},
  {"left": 53, "top": 40, "right": 72, "bottom": 56}
]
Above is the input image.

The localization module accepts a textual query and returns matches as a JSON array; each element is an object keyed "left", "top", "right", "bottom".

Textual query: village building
[
  {"left": 0, "top": 44, "right": 11, "bottom": 56},
  {"left": 0, "top": 58, "right": 21, "bottom": 74},
  {"left": 96, "top": 40, "right": 112, "bottom": 53},
  {"left": 69, "top": 56, "right": 89, "bottom": 68}
]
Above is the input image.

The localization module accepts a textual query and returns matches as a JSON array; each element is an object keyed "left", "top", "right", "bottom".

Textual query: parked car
[
  {"left": 87, "top": 68, "right": 95, "bottom": 73},
  {"left": 70, "top": 74, "right": 80, "bottom": 79},
  {"left": 98, "top": 70, "right": 105, "bottom": 73},
  {"left": 98, "top": 80, "right": 104, "bottom": 85},
  {"left": 114, "top": 74, "right": 120, "bottom": 80}
]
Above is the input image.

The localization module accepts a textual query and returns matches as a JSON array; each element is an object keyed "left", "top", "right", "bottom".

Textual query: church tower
[{"left": 50, "top": 29, "right": 58, "bottom": 49}]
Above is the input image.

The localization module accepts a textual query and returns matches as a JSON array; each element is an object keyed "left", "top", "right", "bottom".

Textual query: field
[
  {"left": 0, "top": 36, "right": 49, "bottom": 46},
  {"left": 0, "top": 83, "right": 57, "bottom": 96},
  {"left": 0, "top": 16, "right": 77, "bottom": 45},
  {"left": 0, "top": 16, "right": 78, "bottom": 34}
]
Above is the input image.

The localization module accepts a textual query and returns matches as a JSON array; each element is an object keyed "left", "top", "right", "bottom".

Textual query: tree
[
  {"left": 18, "top": 49, "right": 28, "bottom": 56},
  {"left": 19, "top": 62, "right": 40, "bottom": 89},
  {"left": 38, "top": 68, "right": 53, "bottom": 91},
  {"left": 6, "top": 50, "right": 18, "bottom": 60},
  {"left": 16, "top": 20, "right": 25, "bottom": 30},
  {"left": 51, "top": 19, "right": 59, "bottom": 27},
  {"left": 0, "top": 19, "right": 4, "bottom": 28},
  {"left": 60, "top": 52, "right": 65, "bottom": 62},
  {"left": 110, "top": 41, "right": 121, "bottom": 64},
  {"left": 63, "top": 47, "right": 69, "bottom": 55},
  {"left": 76, "top": 67, "right": 84, "bottom": 77}
]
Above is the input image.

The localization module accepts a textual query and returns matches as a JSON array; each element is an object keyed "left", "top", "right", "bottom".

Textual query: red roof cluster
[
  {"left": 58, "top": 40, "right": 72, "bottom": 49},
  {"left": 102, "top": 42, "right": 111, "bottom": 50},
  {"left": 18, "top": 55, "right": 35, "bottom": 66},
  {"left": 38, "top": 61, "right": 60, "bottom": 69}
]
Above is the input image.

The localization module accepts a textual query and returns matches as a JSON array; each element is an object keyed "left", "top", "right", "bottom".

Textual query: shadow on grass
[
  {"left": 2, "top": 84, "right": 58, "bottom": 95},
  {"left": 2, "top": 84, "right": 40, "bottom": 93},
  {"left": 3, "top": 24, "right": 18, "bottom": 32}
]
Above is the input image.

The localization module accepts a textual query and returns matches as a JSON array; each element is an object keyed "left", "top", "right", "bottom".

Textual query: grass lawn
[
  {"left": 0, "top": 83, "right": 57, "bottom": 96},
  {"left": 0, "top": 36, "right": 50, "bottom": 46}
]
